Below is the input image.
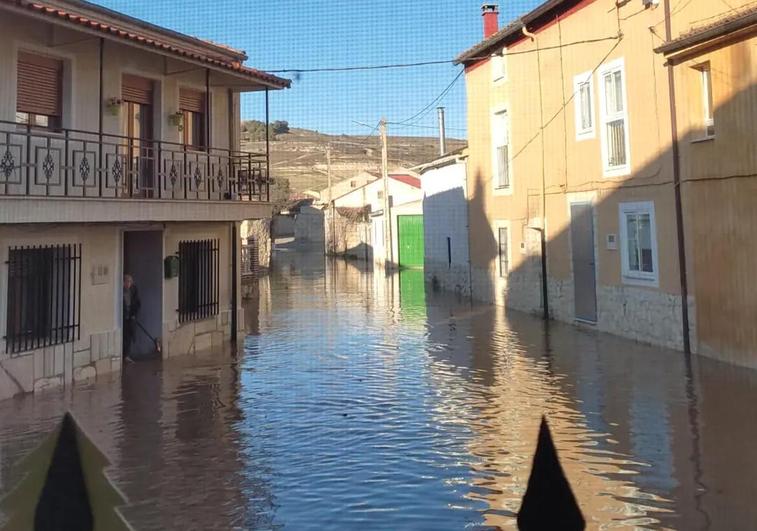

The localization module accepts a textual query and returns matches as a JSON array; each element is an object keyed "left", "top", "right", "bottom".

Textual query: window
[
  {"left": 492, "top": 49, "right": 506, "bottom": 82},
  {"left": 178, "top": 239, "right": 219, "bottom": 323},
  {"left": 573, "top": 71, "right": 594, "bottom": 139},
  {"left": 179, "top": 88, "right": 207, "bottom": 149},
  {"left": 599, "top": 59, "right": 630, "bottom": 175},
  {"left": 5, "top": 244, "right": 81, "bottom": 354},
  {"left": 696, "top": 63, "right": 715, "bottom": 138},
  {"left": 619, "top": 202, "right": 658, "bottom": 285},
  {"left": 16, "top": 52, "right": 63, "bottom": 130},
  {"left": 491, "top": 110, "right": 510, "bottom": 190},
  {"left": 498, "top": 227, "right": 509, "bottom": 278},
  {"left": 377, "top": 190, "right": 384, "bottom": 200}
]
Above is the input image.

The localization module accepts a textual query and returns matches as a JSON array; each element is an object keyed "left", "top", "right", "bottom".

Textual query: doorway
[
  {"left": 569, "top": 203, "right": 597, "bottom": 323},
  {"left": 122, "top": 74, "right": 155, "bottom": 197},
  {"left": 397, "top": 215, "right": 424, "bottom": 268},
  {"left": 123, "top": 231, "right": 163, "bottom": 359}
]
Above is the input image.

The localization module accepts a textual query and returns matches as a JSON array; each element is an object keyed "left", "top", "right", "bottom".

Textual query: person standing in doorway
[{"left": 123, "top": 274, "right": 141, "bottom": 363}]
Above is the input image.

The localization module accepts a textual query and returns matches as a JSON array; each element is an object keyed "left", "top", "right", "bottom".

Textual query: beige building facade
[
  {"left": 0, "top": 0, "right": 288, "bottom": 399},
  {"left": 456, "top": 0, "right": 755, "bottom": 356},
  {"left": 658, "top": 3, "right": 757, "bottom": 367}
]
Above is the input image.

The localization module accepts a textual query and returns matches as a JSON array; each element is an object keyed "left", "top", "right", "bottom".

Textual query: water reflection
[{"left": 1, "top": 251, "right": 757, "bottom": 529}]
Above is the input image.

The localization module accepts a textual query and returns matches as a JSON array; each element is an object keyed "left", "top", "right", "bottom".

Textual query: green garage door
[{"left": 397, "top": 215, "right": 424, "bottom": 268}]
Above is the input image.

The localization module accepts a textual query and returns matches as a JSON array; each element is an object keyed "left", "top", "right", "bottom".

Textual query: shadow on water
[{"left": 1, "top": 250, "right": 757, "bottom": 529}]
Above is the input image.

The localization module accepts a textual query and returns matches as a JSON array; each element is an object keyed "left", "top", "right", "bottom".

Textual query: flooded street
[{"left": 2, "top": 251, "right": 757, "bottom": 530}]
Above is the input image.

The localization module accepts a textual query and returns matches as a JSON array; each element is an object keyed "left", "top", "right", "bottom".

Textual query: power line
[
  {"left": 265, "top": 35, "right": 620, "bottom": 74},
  {"left": 393, "top": 70, "right": 464, "bottom": 126}
]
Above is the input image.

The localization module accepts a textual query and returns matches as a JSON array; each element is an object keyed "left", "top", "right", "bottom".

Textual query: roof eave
[{"left": 655, "top": 10, "right": 757, "bottom": 56}]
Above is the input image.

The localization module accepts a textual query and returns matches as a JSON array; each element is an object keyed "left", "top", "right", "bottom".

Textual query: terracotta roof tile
[{"left": 1, "top": 0, "right": 290, "bottom": 88}]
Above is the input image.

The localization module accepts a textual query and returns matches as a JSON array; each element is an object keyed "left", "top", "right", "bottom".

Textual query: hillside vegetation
[{"left": 242, "top": 124, "right": 466, "bottom": 195}]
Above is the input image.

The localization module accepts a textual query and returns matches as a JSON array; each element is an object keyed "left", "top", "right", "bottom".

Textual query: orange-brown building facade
[{"left": 455, "top": 0, "right": 756, "bottom": 364}]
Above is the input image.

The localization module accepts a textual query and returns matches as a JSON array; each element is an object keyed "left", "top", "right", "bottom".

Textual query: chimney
[
  {"left": 437, "top": 107, "right": 447, "bottom": 156},
  {"left": 482, "top": 3, "right": 499, "bottom": 38}
]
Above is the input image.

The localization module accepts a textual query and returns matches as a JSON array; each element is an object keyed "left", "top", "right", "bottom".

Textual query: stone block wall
[{"left": 425, "top": 261, "right": 472, "bottom": 298}]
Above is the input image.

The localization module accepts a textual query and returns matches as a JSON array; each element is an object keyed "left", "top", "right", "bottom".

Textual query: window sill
[
  {"left": 691, "top": 135, "right": 715, "bottom": 144},
  {"left": 603, "top": 166, "right": 631, "bottom": 179},
  {"left": 576, "top": 130, "right": 595, "bottom": 141},
  {"left": 493, "top": 186, "right": 513, "bottom": 197},
  {"left": 621, "top": 274, "right": 659, "bottom": 288}
]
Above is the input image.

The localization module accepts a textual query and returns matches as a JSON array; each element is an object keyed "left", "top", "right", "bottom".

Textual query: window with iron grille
[
  {"left": 573, "top": 71, "right": 595, "bottom": 139},
  {"left": 599, "top": 59, "right": 630, "bottom": 176},
  {"left": 5, "top": 244, "right": 81, "bottom": 354},
  {"left": 498, "top": 227, "right": 509, "bottom": 278},
  {"left": 178, "top": 239, "right": 219, "bottom": 323}
]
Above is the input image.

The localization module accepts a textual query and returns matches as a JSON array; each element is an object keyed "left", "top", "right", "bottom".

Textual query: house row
[
  {"left": 0, "top": 0, "right": 289, "bottom": 399},
  {"left": 424, "top": 0, "right": 757, "bottom": 367},
  {"left": 320, "top": 169, "right": 426, "bottom": 268}
]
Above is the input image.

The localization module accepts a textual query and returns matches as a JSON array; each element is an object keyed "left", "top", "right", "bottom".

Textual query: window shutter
[
  {"left": 122, "top": 74, "right": 154, "bottom": 104},
  {"left": 17, "top": 52, "right": 62, "bottom": 117},
  {"left": 179, "top": 88, "right": 206, "bottom": 113}
]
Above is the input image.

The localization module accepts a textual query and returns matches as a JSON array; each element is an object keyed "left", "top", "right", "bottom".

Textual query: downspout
[
  {"left": 522, "top": 24, "right": 550, "bottom": 321},
  {"left": 98, "top": 37, "right": 104, "bottom": 197},
  {"left": 205, "top": 69, "right": 211, "bottom": 149},
  {"left": 231, "top": 222, "right": 238, "bottom": 345},
  {"left": 265, "top": 88, "right": 271, "bottom": 202},
  {"left": 663, "top": 0, "right": 691, "bottom": 354}
]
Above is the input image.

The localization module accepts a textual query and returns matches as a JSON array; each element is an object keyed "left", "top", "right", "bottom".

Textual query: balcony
[{"left": 0, "top": 120, "right": 273, "bottom": 224}]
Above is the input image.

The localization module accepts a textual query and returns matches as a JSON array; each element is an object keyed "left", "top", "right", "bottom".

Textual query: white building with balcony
[{"left": 0, "top": 0, "right": 289, "bottom": 399}]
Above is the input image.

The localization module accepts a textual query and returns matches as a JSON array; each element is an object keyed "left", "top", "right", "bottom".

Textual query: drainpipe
[
  {"left": 231, "top": 222, "right": 238, "bottom": 345},
  {"left": 98, "top": 37, "right": 104, "bottom": 197},
  {"left": 663, "top": 0, "right": 691, "bottom": 354},
  {"left": 522, "top": 24, "right": 550, "bottom": 321}
]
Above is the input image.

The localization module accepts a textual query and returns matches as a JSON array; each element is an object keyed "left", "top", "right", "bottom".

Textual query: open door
[{"left": 123, "top": 231, "right": 163, "bottom": 359}]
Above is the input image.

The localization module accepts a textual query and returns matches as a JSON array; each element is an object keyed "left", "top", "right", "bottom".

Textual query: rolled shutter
[
  {"left": 122, "top": 74, "right": 153, "bottom": 104},
  {"left": 17, "top": 52, "right": 62, "bottom": 117},
  {"left": 179, "top": 88, "right": 206, "bottom": 113}
]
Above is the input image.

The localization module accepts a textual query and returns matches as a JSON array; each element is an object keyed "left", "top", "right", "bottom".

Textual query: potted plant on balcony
[
  {"left": 105, "top": 97, "right": 123, "bottom": 116},
  {"left": 168, "top": 111, "right": 184, "bottom": 132}
]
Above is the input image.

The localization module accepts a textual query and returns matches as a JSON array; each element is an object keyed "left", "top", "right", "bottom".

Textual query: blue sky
[{"left": 93, "top": 0, "right": 543, "bottom": 138}]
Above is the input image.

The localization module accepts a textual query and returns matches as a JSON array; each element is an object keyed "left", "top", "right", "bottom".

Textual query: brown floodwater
[{"left": 2, "top": 251, "right": 757, "bottom": 530}]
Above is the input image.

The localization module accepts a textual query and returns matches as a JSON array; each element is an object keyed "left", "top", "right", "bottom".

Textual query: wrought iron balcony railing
[{"left": 0, "top": 120, "right": 269, "bottom": 202}]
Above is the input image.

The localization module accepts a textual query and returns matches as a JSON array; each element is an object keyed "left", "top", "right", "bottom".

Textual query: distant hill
[{"left": 241, "top": 124, "right": 466, "bottom": 195}]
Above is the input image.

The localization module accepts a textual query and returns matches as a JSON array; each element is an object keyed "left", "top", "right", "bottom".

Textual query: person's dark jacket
[{"left": 123, "top": 285, "right": 141, "bottom": 321}]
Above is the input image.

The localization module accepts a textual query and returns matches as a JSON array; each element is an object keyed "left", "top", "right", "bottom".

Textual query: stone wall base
[
  {"left": 469, "top": 264, "right": 686, "bottom": 351},
  {"left": 163, "top": 308, "right": 240, "bottom": 358},
  {"left": 0, "top": 328, "right": 122, "bottom": 401},
  {"left": 425, "top": 261, "right": 472, "bottom": 298}
]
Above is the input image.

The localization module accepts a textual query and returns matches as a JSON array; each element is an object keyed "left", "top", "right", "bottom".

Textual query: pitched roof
[
  {"left": 655, "top": 4, "right": 757, "bottom": 56},
  {"left": 455, "top": 0, "right": 586, "bottom": 65},
  {"left": 1, "top": 0, "right": 290, "bottom": 89},
  {"left": 389, "top": 174, "right": 421, "bottom": 189}
]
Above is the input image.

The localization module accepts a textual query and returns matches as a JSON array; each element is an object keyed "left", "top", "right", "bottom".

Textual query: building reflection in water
[{"left": 1, "top": 251, "right": 757, "bottom": 529}]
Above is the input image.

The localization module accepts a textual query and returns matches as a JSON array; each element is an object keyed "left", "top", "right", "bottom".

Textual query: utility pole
[
  {"left": 326, "top": 145, "right": 334, "bottom": 255},
  {"left": 380, "top": 119, "right": 393, "bottom": 266},
  {"left": 437, "top": 107, "right": 447, "bottom": 156}
]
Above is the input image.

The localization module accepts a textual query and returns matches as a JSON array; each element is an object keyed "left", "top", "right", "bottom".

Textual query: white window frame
[
  {"left": 490, "top": 107, "right": 512, "bottom": 195},
  {"left": 491, "top": 48, "right": 506, "bottom": 83},
  {"left": 696, "top": 63, "right": 715, "bottom": 139},
  {"left": 573, "top": 70, "right": 595, "bottom": 140},
  {"left": 598, "top": 58, "right": 631, "bottom": 177},
  {"left": 619, "top": 201, "right": 659, "bottom": 287}
]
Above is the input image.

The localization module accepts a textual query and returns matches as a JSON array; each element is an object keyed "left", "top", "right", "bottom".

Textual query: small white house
[
  {"left": 419, "top": 149, "right": 470, "bottom": 295},
  {"left": 323, "top": 169, "right": 423, "bottom": 268}
]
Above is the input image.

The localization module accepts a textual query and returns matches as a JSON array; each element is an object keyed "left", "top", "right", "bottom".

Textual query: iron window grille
[
  {"left": 178, "top": 239, "right": 219, "bottom": 323},
  {"left": 498, "top": 227, "right": 509, "bottom": 278},
  {"left": 5, "top": 244, "right": 81, "bottom": 355}
]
